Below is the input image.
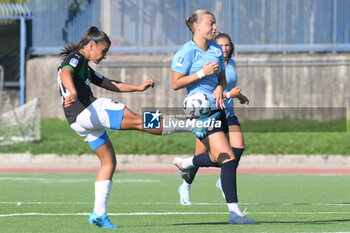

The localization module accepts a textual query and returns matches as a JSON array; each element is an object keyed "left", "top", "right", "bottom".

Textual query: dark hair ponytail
[
  {"left": 59, "top": 26, "right": 111, "bottom": 58},
  {"left": 214, "top": 32, "right": 235, "bottom": 58}
]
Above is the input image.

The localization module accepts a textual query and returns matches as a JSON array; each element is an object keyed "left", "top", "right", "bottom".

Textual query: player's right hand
[
  {"left": 238, "top": 93, "right": 249, "bottom": 105},
  {"left": 213, "top": 85, "right": 225, "bottom": 110},
  {"left": 202, "top": 61, "right": 219, "bottom": 76},
  {"left": 64, "top": 92, "right": 77, "bottom": 108}
]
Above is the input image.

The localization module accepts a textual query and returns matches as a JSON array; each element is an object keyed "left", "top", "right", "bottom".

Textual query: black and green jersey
[{"left": 57, "top": 52, "right": 104, "bottom": 125}]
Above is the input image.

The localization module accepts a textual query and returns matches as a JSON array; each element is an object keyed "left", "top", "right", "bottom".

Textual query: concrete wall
[{"left": 26, "top": 53, "right": 350, "bottom": 119}]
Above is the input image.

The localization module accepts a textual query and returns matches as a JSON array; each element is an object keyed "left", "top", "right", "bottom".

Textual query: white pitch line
[
  {"left": 1, "top": 211, "right": 350, "bottom": 218},
  {"left": 0, "top": 177, "right": 90, "bottom": 183},
  {"left": 0, "top": 201, "right": 94, "bottom": 205},
  {"left": 115, "top": 179, "right": 160, "bottom": 183},
  {"left": 250, "top": 212, "right": 350, "bottom": 215},
  {"left": 0, "top": 177, "right": 159, "bottom": 183},
  {"left": 0, "top": 212, "right": 226, "bottom": 218},
  {"left": 266, "top": 174, "right": 350, "bottom": 177},
  {"left": 1, "top": 201, "right": 349, "bottom": 206},
  {"left": 240, "top": 203, "right": 350, "bottom": 207}
]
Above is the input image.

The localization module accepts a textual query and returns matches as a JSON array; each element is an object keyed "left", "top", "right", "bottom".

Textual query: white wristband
[
  {"left": 196, "top": 70, "right": 205, "bottom": 79},
  {"left": 226, "top": 92, "right": 231, "bottom": 99}
]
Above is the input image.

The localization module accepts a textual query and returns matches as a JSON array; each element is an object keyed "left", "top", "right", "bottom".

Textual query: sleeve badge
[{"left": 69, "top": 58, "right": 79, "bottom": 67}]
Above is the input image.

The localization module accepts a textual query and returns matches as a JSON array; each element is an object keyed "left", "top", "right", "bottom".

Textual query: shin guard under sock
[{"left": 220, "top": 160, "right": 239, "bottom": 203}]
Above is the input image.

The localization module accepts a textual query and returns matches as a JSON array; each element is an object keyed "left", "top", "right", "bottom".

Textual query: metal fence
[
  {"left": 0, "top": 3, "right": 31, "bottom": 105},
  {"left": 26, "top": 0, "right": 350, "bottom": 54}
]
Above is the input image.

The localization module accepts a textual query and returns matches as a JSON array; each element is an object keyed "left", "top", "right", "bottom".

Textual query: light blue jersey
[
  {"left": 171, "top": 40, "right": 225, "bottom": 110},
  {"left": 224, "top": 58, "right": 238, "bottom": 118}
]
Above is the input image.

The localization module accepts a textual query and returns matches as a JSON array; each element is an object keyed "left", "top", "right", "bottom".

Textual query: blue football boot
[{"left": 88, "top": 211, "right": 117, "bottom": 228}]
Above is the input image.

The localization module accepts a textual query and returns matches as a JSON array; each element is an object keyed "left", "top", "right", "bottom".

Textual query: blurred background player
[
  {"left": 171, "top": 10, "right": 256, "bottom": 224},
  {"left": 58, "top": 26, "right": 217, "bottom": 228}
]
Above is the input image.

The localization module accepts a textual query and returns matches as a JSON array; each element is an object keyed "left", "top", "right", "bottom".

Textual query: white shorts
[{"left": 70, "top": 98, "right": 125, "bottom": 151}]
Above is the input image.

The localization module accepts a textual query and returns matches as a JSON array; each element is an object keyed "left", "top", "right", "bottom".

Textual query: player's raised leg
[{"left": 120, "top": 106, "right": 221, "bottom": 138}]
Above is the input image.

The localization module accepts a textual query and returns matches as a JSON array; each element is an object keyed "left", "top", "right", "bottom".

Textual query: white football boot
[
  {"left": 173, "top": 157, "right": 191, "bottom": 182},
  {"left": 216, "top": 178, "right": 225, "bottom": 198}
]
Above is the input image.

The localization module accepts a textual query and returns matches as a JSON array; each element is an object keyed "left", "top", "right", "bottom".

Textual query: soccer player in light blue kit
[
  {"left": 171, "top": 10, "right": 257, "bottom": 224},
  {"left": 177, "top": 32, "right": 253, "bottom": 223}
]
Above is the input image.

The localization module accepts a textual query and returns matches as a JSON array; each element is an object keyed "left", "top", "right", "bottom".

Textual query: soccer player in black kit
[{"left": 58, "top": 26, "right": 219, "bottom": 228}]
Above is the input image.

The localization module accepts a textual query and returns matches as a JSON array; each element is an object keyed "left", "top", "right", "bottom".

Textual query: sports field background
[
  {"left": 0, "top": 172, "right": 349, "bottom": 233},
  {"left": 0, "top": 118, "right": 349, "bottom": 155},
  {"left": 1, "top": 1, "right": 349, "bottom": 232}
]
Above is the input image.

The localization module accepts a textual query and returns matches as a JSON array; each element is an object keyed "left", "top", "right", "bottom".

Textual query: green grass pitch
[
  {"left": 0, "top": 172, "right": 349, "bottom": 233},
  {"left": 0, "top": 118, "right": 349, "bottom": 155}
]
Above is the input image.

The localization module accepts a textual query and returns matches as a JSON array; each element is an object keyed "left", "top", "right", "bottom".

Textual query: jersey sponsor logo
[
  {"left": 69, "top": 58, "right": 79, "bottom": 67},
  {"left": 176, "top": 57, "right": 184, "bottom": 67},
  {"left": 215, "top": 48, "right": 222, "bottom": 56},
  {"left": 143, "top": 110, "right": 161, "bottom": 129}
]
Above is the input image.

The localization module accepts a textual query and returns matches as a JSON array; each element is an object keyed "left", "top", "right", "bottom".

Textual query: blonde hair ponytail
[{"left": 185, "top": 9, "right": 214, "bottom": 35}]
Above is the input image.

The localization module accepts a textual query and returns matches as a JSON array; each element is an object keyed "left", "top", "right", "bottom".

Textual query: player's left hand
[
  {"left": 139, "top": 79, "right": 155, "bottom": 91},
  {"left": 238, "top": 93, "right": 249, "bottom": 105},
  {"left": 213, "top": 85, "right": 225, "bottom": 109},
  {"left": 229, "top": 87, "right": 241, "bottom": 98}
]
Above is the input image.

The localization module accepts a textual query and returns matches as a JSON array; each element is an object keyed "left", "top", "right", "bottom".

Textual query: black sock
[
  {"left": 220, "top": 160, "right": 239, "bottom": 203},
  {"left": 193, "top": 152, "right": 220, "bottom": 167},
  {"left": 231, "top": 147, "right": 244, "bottom": 164},
  {"left": 186, "top": 166, "right": 199, "bottom": 184},
  {"left": 187, "top": 153, "right": 220, "bottom": 184}
]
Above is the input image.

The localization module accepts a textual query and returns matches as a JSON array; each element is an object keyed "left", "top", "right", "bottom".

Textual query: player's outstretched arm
[
  {"left": 100, "top": 78, "right": 154, "bottom": 92},
  {"left": 224, "top": 87, "right": 249, "bottom": 105}
]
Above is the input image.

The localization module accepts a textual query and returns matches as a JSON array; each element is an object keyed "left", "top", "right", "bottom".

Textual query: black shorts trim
[{"left": 227, "top": 115, "right": 240, "bottom": 126}]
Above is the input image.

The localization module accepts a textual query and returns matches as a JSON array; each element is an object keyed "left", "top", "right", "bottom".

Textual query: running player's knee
[
  {"left": 217, "top": 152, "right": 235, "bottom": 165},
  {"left": 234, "top": 144, "right": 245, "bottom": 149},
  {"left": 133, "top": 115, "right": 143, "bottom": 130},
  {"left": 101, "top": 160, "right": 116, "bottom": 171},
  {"left": 230, "top": 141, "right": 245, "bottom": 149}
]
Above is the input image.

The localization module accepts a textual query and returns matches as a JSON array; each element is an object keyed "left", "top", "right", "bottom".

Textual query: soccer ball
[{"left": 183, "top": 92, "right": 211, "bottom": 118}]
